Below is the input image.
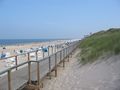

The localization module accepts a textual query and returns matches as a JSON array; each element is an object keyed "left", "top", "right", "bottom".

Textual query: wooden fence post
[
  {"left": 48, "top": 46, "right": 50, "bottom": 56},
  {"left": 54, "top": 45, "right": 56, "bottom": 53},
  {"left": 70, "top": 47, "right": 73, "bottom": 58},
  {"left": 8, "top": 70, "right": 12, "bottom": 90},
  {"left": 28, "top": 61, "right": 31, "bottom": 84},
  {"left": 52, "top": 46, "right": 54, "bottom": 54},
  {"left": 49, "top": 56, "right": 51, "bottom": 79},
  {"left": 28, "top": 53, "right": 30, "bottom": 61},
  {"left": 37, "top": 62, "right": 40, "bottom": 90},
  {"left": 36, "top": 50, "right": 38, "bottom": 61},
  {"left": 15, "top": 56, "right": 18, "bottom": 70},
  {"left": 43, "top": 51, "right": 44, "bottom": 59},
  {"left": 56, "top": 45, "right": 58, "bottom": 52},
  {"left": 55, "top": 53, "right": 57, "bottom": 77},
  {"left": 68, "top": 55, "right": 69, "bottom": 62},
  {"left": 60, "top": 51, "right": 62, "bottom": 62},
  {"left": 66, "top": 48, "right": 67, "bottom": 58},
  {"left": 63, "top": 49, "right": 65, "bottom": 68},
  {"left": 27, "top": 53, "right": 31, "bottom": 84},
  {"left": 67, "top": 48, "right": 69, "bottom": 62}
]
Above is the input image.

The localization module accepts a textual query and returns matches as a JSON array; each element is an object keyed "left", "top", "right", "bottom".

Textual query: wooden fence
[{"left": 0, "top": 41, "right": 79, "bottom": 90}]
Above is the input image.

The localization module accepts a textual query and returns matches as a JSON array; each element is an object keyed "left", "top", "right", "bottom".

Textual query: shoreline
[{"left": 0, "top": 39, "right": 65, "bottom": 46}]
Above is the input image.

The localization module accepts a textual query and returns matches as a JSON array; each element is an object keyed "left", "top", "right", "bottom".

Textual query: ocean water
[{"left": 0, "top": 39, "right": 58, "bottom": 46}]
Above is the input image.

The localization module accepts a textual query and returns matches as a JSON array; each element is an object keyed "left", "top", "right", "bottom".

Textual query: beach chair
[
  {"left": 30, "top": 53, "right": 35, "bottom": 57},
  {"left": 0, "top": 53, "right": 6, "bottom": 59}
]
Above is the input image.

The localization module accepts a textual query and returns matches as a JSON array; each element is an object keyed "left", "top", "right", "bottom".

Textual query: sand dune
[{"left": 42, "top": 49, "right": 120, "bottom": 90}]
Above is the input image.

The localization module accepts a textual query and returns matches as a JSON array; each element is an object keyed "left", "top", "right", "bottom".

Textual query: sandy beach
[
  {"left": 0, "top": 40, "right": 65, "bottom": 55},
  {"left": 0, "top": 40, "right": 67, "bottom": 73}
]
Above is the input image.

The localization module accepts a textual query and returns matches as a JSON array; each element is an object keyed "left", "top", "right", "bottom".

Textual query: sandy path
[{"left": 42, "top": 49, "right": 120, "bottom": 90}]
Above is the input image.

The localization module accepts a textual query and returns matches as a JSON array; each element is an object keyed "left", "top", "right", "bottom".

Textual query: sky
[{"left": 0, "top": 0, "right": 120, "bottom": 39}]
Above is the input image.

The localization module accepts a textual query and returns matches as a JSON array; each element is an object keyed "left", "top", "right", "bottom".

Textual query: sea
[{"left": 0, "top": 39, "right": 62, "bottom": 46}]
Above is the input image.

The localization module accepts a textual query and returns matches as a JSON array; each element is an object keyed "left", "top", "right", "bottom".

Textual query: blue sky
[{"left": 0, "top": 0, "right": 120, "bottom": 39}]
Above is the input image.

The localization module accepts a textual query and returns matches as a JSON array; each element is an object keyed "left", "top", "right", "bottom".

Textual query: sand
[
  {"left": 0, "top": 40, "right": 65, "bottom": 55},
  {"left": 0, "top": 40, "right": 66, "bottom": 73},
  {"left": 41, "top": 49, "right": 120, "bottom": 90}
]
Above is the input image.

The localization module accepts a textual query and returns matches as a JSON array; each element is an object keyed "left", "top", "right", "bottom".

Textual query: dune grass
[{"left": 79, "top": 28, "right": 120, "bottom": 64}]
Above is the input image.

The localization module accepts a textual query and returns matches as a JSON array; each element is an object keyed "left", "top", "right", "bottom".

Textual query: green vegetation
[{"left": 79, "top": 28, "right": 120, "bottom": 65}]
